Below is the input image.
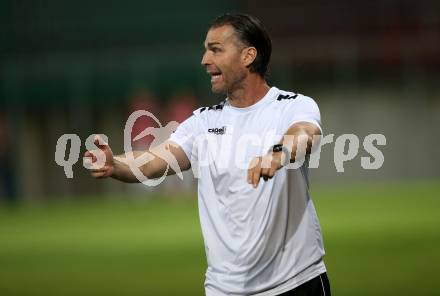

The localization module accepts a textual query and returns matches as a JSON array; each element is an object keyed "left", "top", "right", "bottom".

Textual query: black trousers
[{"left": 277, "top": 273, "right": 331, "bottom": 296}]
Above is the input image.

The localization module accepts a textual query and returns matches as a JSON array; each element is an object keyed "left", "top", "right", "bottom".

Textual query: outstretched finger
[
  {"left": 84, "top": 150, "right": 97, "bottom": 162},
  {"left": 83, "top": 150, "right": 99, "bottom": 170},
  {"left": 91, "top": 171, "right": 107, "bottom": 178},
  {"left": 249, "top": 158, "right": 262, "bottom": 188},
  {"left": 252, "top": 166, "right": 262, "bottom": 188},
  {"left": 89, "top": 163, "right": 107, "bottom": 172},
  {"left": 247, "top": 157, "right": 260, "bottom": 185}
]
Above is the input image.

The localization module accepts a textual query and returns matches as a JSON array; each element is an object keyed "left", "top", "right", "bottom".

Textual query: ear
[{"left": 242, "top": 47, "right": 257, "bottom": 68}]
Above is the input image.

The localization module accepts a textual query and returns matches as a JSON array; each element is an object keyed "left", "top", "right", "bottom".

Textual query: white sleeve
[
  {"left": 168, "top": 114, "right": 200, "bottom": 161},
  {"left": 280, "top": 96, "right": 322, "bottom": 133}
]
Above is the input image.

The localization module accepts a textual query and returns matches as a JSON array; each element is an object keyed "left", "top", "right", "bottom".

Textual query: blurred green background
[
  {"left": 1, "top": 182, "right": 439, "bottom": 296},
  {"left": 1, "top": 0, "right": 439, "bottom": 295}
]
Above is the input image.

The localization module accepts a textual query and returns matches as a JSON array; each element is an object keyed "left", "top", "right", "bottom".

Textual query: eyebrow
[{"left": 205, "top": 42, "right": 222, "bottom": 48}]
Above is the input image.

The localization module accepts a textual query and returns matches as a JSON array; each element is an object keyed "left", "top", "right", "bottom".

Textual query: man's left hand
[{"left": 247, "top": 151, "right": 286, "bottom": 188}]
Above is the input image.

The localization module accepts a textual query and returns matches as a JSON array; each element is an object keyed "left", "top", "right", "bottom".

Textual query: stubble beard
[{"left": 211, "top": 70, "right": 247, "bottom": 97}]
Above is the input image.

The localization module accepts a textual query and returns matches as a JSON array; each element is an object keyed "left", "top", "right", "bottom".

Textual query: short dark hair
[{"left": 209, "top": 13, "right": 272, "bottom": 78}]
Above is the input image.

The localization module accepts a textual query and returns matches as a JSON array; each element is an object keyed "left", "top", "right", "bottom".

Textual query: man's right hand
[{"left": 83, "top": 135, "right": 114, "bottom": 179}]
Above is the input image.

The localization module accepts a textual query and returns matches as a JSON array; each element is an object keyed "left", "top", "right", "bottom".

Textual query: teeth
[{"left": 211, "top": 73, "right": 222, "bottom": 83}]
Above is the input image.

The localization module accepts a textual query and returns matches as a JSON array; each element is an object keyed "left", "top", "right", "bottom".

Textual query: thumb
[{"left": 94, "top": 134, "right": 109, "bottom": 149}]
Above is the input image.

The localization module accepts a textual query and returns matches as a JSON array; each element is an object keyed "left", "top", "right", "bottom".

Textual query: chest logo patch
[{"left": 208, "top": 126, "right": 227, "bottom": 135}]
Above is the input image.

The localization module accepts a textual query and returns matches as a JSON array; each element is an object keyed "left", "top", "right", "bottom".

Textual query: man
[{"left": 85, "top": 13, "right": 331, "bottom": 296}]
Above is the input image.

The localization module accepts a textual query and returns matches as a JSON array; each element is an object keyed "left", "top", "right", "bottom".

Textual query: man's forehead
[{"left": 204, "top": 25, "right": 237, "bottom": 46}]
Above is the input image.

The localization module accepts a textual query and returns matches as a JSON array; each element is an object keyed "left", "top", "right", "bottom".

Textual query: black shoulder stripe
[
  {"left": 200, "top": 100, "right": 226, "bottom": 113},
  {"left": 277, "top": 94, "right": 298, "bottom": 101}
]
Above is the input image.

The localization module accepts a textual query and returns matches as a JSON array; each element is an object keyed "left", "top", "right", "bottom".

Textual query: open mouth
[{"left": 209, "top": 71, "right": 222, "bottom": 83}]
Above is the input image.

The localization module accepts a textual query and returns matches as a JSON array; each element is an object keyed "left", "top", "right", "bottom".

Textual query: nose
[{"left": 201, "top": 50, "right": 211, "bottom": 66}]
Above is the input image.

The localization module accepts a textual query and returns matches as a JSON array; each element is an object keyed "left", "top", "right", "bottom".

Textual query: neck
[{"left": 227, "top": 74, "right": 270, "bottom": 108}]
